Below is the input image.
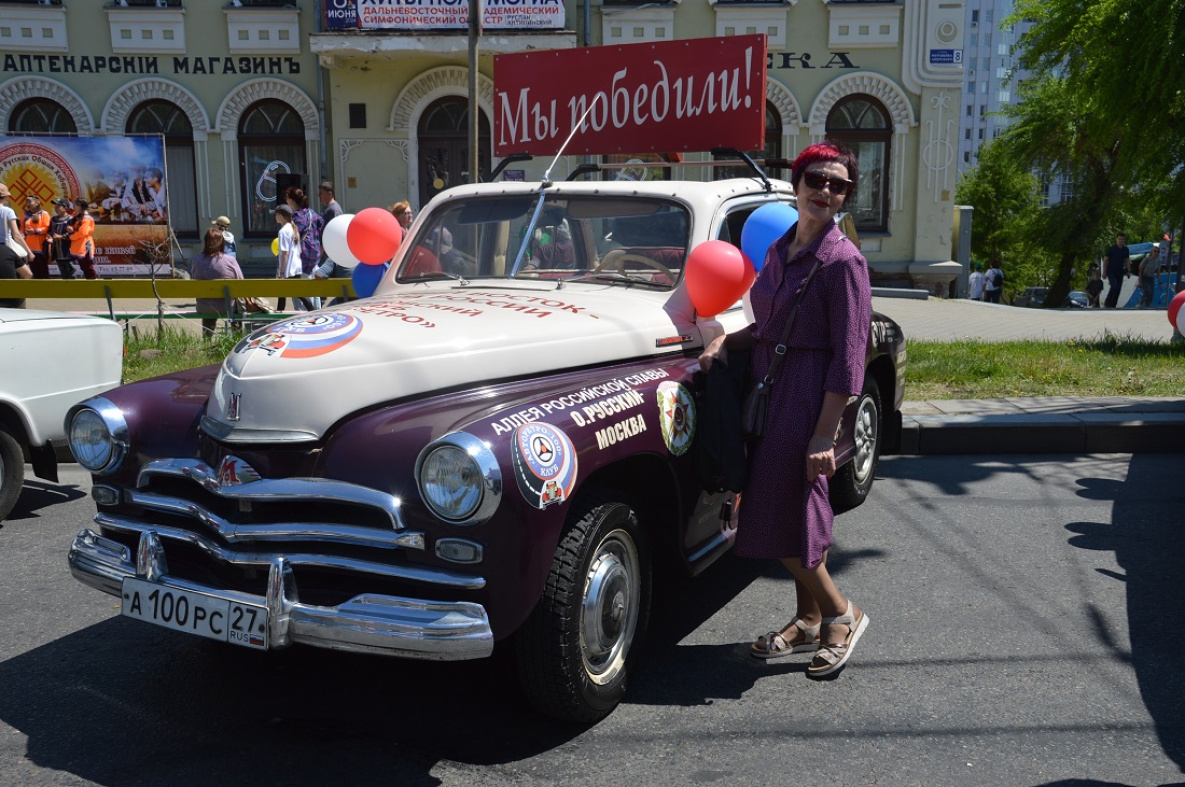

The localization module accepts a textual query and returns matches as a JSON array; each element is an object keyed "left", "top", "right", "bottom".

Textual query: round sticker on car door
[
  {"left": 657, "top": 381, "right": 695, "bottom": 456},
  {"left": 512, "top": 422, "right": 578, "bottom": 509}
]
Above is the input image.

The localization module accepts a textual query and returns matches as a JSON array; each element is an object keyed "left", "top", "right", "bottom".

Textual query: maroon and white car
[{"left": 66, "top": 172, "right": 905, "bottom": 722}]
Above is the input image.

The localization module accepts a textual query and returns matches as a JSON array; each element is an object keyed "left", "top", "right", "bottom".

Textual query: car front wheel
[
  {"left": 516, "top": 490, "right": 650, "bottom": 723},
  {"left": 830, "top": 376, "right": 882, "bottom": 513},
  {"left": 0, "top": 428, "right": 25, "bottom": 522}
]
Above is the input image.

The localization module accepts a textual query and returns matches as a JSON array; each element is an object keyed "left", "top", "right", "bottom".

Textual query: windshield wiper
[
  {"left": 406, "top": 270, "right": 470, "bottom": 286},
  {"left": 556, "top": 272, "right": 670, "bottom": 290}
]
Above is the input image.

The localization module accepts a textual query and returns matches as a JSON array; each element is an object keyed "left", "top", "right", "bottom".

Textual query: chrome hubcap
[
  {"left": 852, "top": 395, "right": 878, "bottom": 483},
  {"left": 581, "top": 529, "right": 640, "bottom": 685}
]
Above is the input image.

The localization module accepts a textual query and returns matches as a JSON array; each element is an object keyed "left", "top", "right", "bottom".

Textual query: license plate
[{"left": 121, "top": 578, "right": 268, "bottom": 650}]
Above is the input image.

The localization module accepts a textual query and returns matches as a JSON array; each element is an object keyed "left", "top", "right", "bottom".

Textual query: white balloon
[{"left": 323, "top": 213, "right": 361, "bottom": 269}]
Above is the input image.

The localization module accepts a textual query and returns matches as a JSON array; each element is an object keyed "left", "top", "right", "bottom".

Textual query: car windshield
[{"left": 395, "top": 195, "right": 690, "bottom": 289}]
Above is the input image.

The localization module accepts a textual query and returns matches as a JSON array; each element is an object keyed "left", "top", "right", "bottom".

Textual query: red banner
[{"left": 493, "top": 35, "right": 766, "bottom": 157}]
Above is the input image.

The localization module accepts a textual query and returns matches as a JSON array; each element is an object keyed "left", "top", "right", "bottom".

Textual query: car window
[{"left": 397, "top": 196, "right": 691, "bottom": 289}]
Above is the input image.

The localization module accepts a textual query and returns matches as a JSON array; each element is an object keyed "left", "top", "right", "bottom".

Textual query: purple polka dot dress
[{"left": 735, "top": 221, "right": 871, "bottom": 568}]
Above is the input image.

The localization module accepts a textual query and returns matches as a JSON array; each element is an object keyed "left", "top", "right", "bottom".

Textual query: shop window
[
  {"left": 127, "top": 99, "right": 197, "bottom": 237},
  {"left": 238, "top": 99, "right": 305, "bottom": 237},
  {"left": 711, "top": 100, "right": 782, "bottom": 181},
  {"left": 826, "top": 94, "right": 890, "bottom": 233},
  {"left": 7, "top": 98, "right": 76, "bottom": 134}
]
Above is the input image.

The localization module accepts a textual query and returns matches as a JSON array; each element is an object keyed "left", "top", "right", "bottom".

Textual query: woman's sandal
[
  {"left": 750, "top": 618, "right": 821, "bottom": 659},
  {"left": 807, "top": 601, "right": 869, "bottom": 678}
]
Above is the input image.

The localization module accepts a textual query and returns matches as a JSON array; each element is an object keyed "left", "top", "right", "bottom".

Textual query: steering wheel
[{"left": 593, "top": 250, "right": 676, "bottom": 282}]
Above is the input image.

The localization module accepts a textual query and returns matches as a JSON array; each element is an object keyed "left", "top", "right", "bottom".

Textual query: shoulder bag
[{"left": 740, "top": 259, "right": 823, "bottom": 440}]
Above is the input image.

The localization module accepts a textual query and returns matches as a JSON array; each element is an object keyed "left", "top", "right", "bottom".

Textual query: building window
[
  {"left": 970, "top": 9, "right": 979, "bottom": 25},
  {"left": 238, "top": 99, "right": 305, "bottom": 237},
  {"left": 826, "top": 94, "right": 890, "bottom": 233},
  {"left": 126, "top": 100, "right": 197, "bottom": 238},
  {"left": 1060, "top": 176, "right": 1074, "bottom": 203},
  {"left": 966, "top": 104, "right": 973, "bottom": 116},
  {"left": 712, "top": 100, "right": 782, "bottom": 181},
  {"left": 7, "top": 98, "right": 76, "bottom": 134}
]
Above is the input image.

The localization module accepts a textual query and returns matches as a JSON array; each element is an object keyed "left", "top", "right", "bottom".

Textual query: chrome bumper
[{"left": 69, "top": 528, "right": 494, "bottom": 661}]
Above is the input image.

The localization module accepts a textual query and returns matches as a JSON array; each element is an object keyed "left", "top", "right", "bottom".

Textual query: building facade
[
  {"left": 0, "top": 0, "right": 322, "bottom": 271},
  {"left": 1, "top": 0, "right": 968, "bottom": 289}
]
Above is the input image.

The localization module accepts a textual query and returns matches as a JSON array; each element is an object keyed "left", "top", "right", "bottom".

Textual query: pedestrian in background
[
  {"left": 274, "top": 203, "right": 310, "bottom": 311},
  {"left": 316, "top": 181, "right": 343, "bottom": 279},
  {"left": 699, "top": 141, "right": 871, "bottom": 679},
  {"left": 68, "top": 198, "right": 98, "bottom": 280},
  {"left": 0, "top": 224, "right": 33, "bottom": 308},
  {"left": 285, "top": 187, "right": 324, "bottom": 309},
  {"left": 0, "top": 183, "right": 34, "bottom": 267},
  {"left": 984, "top": 260, "right": 1004, "bottom": 303},
  {"left": 968, "top": 262, "right": 986, "bottom": 301},
  {"left": 1085, "top": 268, "right": 1104, "bottom": 308},
  {"left": 391, "top": 200, "right": 414, "bottom": 233},
  {"left": 1138, "top": 245, "right": 1160, "bottom": 308},
  {"left": 47, "top": 198, "right": 73, "bottom": 278},
  {"left": 1103, "top": 233, "right": 1130, "bottom": 308},
  {"left": 22, "top": 195, "right": 51, "bottom": 279},
  {"left": 190, "top": 227, "right": 243, "bottom": 336},
  {"left": 212, "top": 216, "right": 237, "bottom": 258}
]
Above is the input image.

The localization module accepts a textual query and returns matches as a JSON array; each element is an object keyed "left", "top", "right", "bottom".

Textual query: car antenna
[{"left": 510, "top": 96, "right": 607, "bottom": 276}]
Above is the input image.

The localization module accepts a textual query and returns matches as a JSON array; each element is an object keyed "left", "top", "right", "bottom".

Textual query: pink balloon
[
  {"left": 684, "top": 241, "right": 757, "bottom": 317},
  {"left": 346, "top": 207, "right": 403, "bottom": 265},
  {"left": 1169, "top": 290, "right": 1185, "bottom": 330}
]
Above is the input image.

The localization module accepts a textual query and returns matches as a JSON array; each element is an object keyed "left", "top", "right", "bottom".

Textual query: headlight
[
  {"left": 415, "top": 432, "right": 501, "bottom": 524},
  {"left": 67, "top": 398, "right": 128, "bottom": 475}
]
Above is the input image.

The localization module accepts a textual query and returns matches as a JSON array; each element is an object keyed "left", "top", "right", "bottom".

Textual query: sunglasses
[{"left": 801, "top": 171, "right": 854, "bottom": 195}]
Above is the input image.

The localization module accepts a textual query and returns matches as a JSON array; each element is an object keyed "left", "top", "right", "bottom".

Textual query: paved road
[{"left": 2, "top": 458, "right": 1182, "bottom": 786}]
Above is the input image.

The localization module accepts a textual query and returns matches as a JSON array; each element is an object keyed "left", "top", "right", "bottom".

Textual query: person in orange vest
[
  {"left": 68, "top": 197, "right": 98, "bottom": 280},
  {"left": 22, "top": 195, "right": 51, "bottom": 279}
]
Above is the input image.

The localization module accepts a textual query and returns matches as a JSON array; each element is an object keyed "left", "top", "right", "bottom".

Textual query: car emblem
[
  {"left": 216, "top": 455, "right": 261, "bottom": 487},
  {"left": 226, "top": 392, "right": 241, "bottom": 421}
]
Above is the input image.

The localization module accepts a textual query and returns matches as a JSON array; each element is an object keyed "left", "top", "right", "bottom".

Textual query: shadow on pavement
[
  {"left": 0, "top": 614, "right": 574, "bottom": 786},
  {"left": 3, "top": 478, "right": 88, "bottom": 525},
  {"left": 0, "top": 547, "right": 769, "bottom": 785},
  {"left": 1066, "top": 454, "right": 1185, "bottom": 774}
]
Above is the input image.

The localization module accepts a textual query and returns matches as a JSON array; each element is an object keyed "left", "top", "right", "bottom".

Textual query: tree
[
  {"left": 1011, "top": 0, "right": 1185, "bottom": 270},
  {"left": 955, "top": 140, "right": 1041, "bottom": 293},
  {"left": 995, "top": 75, "right": 1131, "bottom": 307}
]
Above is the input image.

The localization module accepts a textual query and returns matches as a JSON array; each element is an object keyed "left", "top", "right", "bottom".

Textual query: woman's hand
[
  {"left": 805, "top": 434, "right": 837, "bottom": 482},
  {"left": 698, "top": 334, "right": 728, "bottom": 372}
]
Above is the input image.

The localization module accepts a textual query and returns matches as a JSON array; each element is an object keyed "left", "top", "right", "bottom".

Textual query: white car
[{"left": 0, "top": 309, "right": 123, "bottom": 521}]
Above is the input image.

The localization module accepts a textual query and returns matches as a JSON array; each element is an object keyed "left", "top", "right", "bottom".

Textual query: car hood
[{"left": 205, "top": 281, "right": 715, "bottom": 442}]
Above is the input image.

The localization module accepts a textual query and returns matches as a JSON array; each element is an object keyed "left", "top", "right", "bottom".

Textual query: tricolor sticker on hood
[
  {"left": 236, "top": 313, "right": 363, "bottom": 359},
  {"left": 512, "top": 422, "right": 578, "bottom": 510},
  {"left": 657, "top": 381, "right": 695, "bottom": 456}
]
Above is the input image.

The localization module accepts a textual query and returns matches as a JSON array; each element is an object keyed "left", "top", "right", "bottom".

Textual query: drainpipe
[{"left": 314, "top": 0, "right": 328, "bottom": 182}]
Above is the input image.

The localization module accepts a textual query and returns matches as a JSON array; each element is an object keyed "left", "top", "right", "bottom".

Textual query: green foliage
[
  {"left": 955, "top": 141, "right": 1042, "bottom": 292},
  {"left": 907, "top": 336, "right": 1185, "bottom": 399},
  {"left": 124, "top": 327, "right": 239, "bottom": 382}
]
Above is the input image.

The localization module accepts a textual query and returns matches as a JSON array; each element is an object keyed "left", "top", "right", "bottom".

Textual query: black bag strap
[{"left": 760, "top": 258, "right": 823, "bottom": 386}]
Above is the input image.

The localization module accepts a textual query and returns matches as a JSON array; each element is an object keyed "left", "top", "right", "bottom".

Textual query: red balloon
[
  {"left": 1169, "top": 290, "right": 1185, "bottom": 331},
  {"left": 684, "top": 241, "right": 757, "bottom": 317},
  {"left": 346, "top": 207, "right": 403, "bottom": 265}
]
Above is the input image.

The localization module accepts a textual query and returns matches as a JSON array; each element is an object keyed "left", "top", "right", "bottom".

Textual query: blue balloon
[
  {"left": 351, "top": 260, "right": 390, "bottom": 299},
  {"left": 741, "top": 203, "right": 798, "bottom": 272}
]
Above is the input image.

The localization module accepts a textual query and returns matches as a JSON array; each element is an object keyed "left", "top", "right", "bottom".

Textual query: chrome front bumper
[{"left": 69, "top": 527, "right": 494, "bottom": 661}]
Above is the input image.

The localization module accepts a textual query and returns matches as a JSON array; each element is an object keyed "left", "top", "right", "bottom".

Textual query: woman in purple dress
[{"left": 699, "top": 142, "right": 871, "bottom": 678}]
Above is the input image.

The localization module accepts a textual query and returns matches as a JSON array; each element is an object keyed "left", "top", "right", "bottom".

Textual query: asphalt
[
  {"left": 25, "top": 291, "right": 1185, "bottom": 456},
  {"left": 870, "top": 292, "right": 1185, "bottom": 455}
]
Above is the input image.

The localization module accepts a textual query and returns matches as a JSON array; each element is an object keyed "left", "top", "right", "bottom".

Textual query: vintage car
[
  {"left": 0, "top": 308, "right": 123, "bottom": 522},
  {"left": 66, "top": 172, "right": 906, "bottom": 722}
]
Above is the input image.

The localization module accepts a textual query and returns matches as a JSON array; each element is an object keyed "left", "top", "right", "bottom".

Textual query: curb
[{"left": 899, "top": 411, "right": 1185, "bottom": 455}]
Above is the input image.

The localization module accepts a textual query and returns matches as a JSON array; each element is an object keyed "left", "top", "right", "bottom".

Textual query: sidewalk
[{"left": 871, "top": 294, "right": 1185, "bottom": 454}]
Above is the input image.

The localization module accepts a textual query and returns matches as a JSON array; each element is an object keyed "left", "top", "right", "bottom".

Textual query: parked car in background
[
  {"left": 0, "top": 309, "right": 123, "bottom": 521},
  {"left": 1013, "top": 286, "right": 1089, "bottom": 309},
  {"left": 64, "top": 170, "right": 906, "bottom": 722}
]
